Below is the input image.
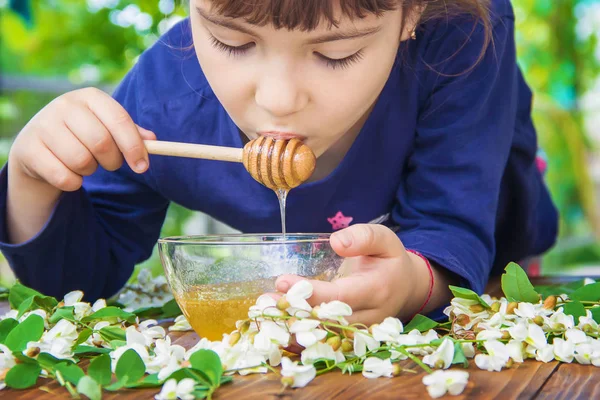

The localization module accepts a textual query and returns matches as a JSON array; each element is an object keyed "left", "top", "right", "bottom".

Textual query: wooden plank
[{"left": 533, "top": 363, "right": 600, "bottom": 400}]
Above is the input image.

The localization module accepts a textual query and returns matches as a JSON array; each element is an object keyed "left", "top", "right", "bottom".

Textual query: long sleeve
[
  {"left": 396, "top": 13, "right": 519, "bottom": 295},
  {"left": 0, "top": 63, "right": 170, "bottom": 301}
]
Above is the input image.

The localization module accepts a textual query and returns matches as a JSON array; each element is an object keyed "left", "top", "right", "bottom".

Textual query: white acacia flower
[
  {"left": 254, "top": 320, "right": 290, "bottom": 348},
  {"left": 396, "top": 329, "right": 438, "bottom": 356},
  {"left": 248, "top": 295, "right": 283, "bottom": 318},
  {"left": 280, "top": 357, "right": 317, "bottom": 388},
  {"left": 20, "top": 310, "right": 49, "bottom": 329},
  {"left": 168, "top": 315, "right": 193, "bottom": 332},
  {"left": 508, "top": 322, "right": 547, "bottom": 349},
  {"left": 362, "top": 357, "right": 395, "bottom": 379},
  {"left": 301, "top": 342, "right": 338, "bottom": 365},
  {"left": 372, "top": 317, "right": 404, "bottom": 343},
  {"left": 285, "top": 280, "right": 314, "bottom": 318},
  {"left": 474, "top": 340, "right": 510, "bottom": 372},
  {"left": 535, "top": 344, "right": 555, "bottom": 363},
  {"left": 155, "top": 378, "right": 195, "bottom": 400},
  {"left": 25, "top": 339, "right": 75, "bottom": 361},
  {"left": 184, "top": 338, "right": 216, "bottom": 360},
  {"left": 584, "top": 278, "right": 596, "bottom": 286},
  {"left": 146, "top": 336, "right": 186, "bottom": 379},
  {"left": 86, "top": 321, "right": 112, "bottom": 348},
  {"left": 423, "top": 338, "right": 454, "bottom": 369},
  {"left": 506, "top": 340, "right": 524, "bottom": 363},
  {"left": 110, "top": 326, "right": 151, "bottom": 371},
  {"left": 462, "top": 343, "right": 475, "bottom": 358},
  {"left": 475, "top": 329, "right": 503, "bottom": 341},
  {"left": 565, "top": 328, "right": 589, "bottom": 345},
  {"left": 63, "top": 291, "right": 84, "bottom": 306},
  {"left": 43, "top": 319, "right": 78, "bottom": 343},
  {"left": 73, "top": 303, "right": 92, "bottom": 320},
  {"left": 1, "top": 309, "right": 17, "bottom": 321},
  {"left": 289, "top": 319, "right": 327, "bottom": 348},
  {"left": 316, "top": 301, "right": 352, "bottom": 322},
  {"left": 578, "top": 310, "right": 599, "bottom": 331},
  {"left": 545, "top": 309, "right": 574, "bottom": 330},
  {"left": 574, "top": 342, "right": 600, "bottom": 366},
  {"left": 422, "top": 370, "right": 469, "bottom": 398},
  {"left": 353, "top": 330, "right": 380, "bottom": 357},
  {"left": 0, "top": 343, "right": 16, "bottom": 386},
  {"left": 137, "top": 319, "right": 166, "bottom": 346},
  {"left": 553, "top": 338, "right": 575, "bottom": 363}
]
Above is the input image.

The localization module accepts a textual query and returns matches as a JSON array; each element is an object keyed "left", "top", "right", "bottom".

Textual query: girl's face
[{"left": 190, "top": 0, "right": 408, "bottom": 157}]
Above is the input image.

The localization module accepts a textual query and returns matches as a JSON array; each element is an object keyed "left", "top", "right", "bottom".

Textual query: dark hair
[{"left": 206, "top": 0, "right": 493, "bottom": 73}]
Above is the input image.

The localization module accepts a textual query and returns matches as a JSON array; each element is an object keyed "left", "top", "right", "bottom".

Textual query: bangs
[{"left": 206, "top": 0, "right": 400, "bottom": 31}]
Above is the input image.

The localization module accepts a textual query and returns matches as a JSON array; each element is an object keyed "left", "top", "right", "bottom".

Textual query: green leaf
[
  {"left": 561, "top": 301, "right": 586, "bottom": 321},
  {"left": 161, "top": 298, "right": 182, "bottom": 318},
  {"left": 99, "top": 326, "right": 126, "bottom": 342},
  {"left": 501, "top": 262, "right": 540, "bottom": 303},
  {"left": 164, "top": 368, "right": 211, "bottom": 387},
  {"left": 5, "top": 362, "right": 41, "bottom": 389},
  {"left": 0, "top": 318, "right": 18, "bottom": 344},
  {"left": 534, "top": 280, "right": 586, "bottom": 298},
  {"left": 403, "top": 314, "right": 440, "bottom": 333},
  {"left": 125, "top": 373, "right": 162, "bottom": 388},
  {"left": 17, "top": 295, "right": 59, "bottom": 319},
  {"left": 452, "top": 342, "right": 469, "bottom": 368},
  {"left": 37, "top": 352, "right": 66, "bottom": 370},
  {"left": 73, "top": 345, "right": 112, "bottom": 355},
  {"left": 570, "top": 283, "right": 600, "bottom": 302},
  {"left": 131, "top": 306, "right": 163, "bottom": 319},
  {"left": 88, "top": 354, "right": 112, "bottom": 386},
  {"left": 82, "top": 307, "right": 137, "bottom": 324},
  {"left": 192, "top": 388, "right": 210, "bottom": 399},
  {"left": 189, "top": 349, "right": 223, "bottom": 387},
  {"left": 109, "top": 340, "right": 127, "bottom": 349},
  {"left": 4, "top": 314, "right": 45, "bottom": 352},
  {"left": 55, "top": 362, "right": 85, "bottom": 385},
  {"left": 115, "top": 349, "right": 146, "bottom": 385},
  {"left": 77, "top": 376, "right": 102, "bottom": 400},
  {"left": 8, "top": 283, "right": 45, "bottom": 310},
  {"left": 590, "top": 308, "right": 600, "bottom": 324},
  {"left": 75, "top": 328, "right": 93, "bottom": 346},
  {"left": 49, "top": 306, "right": 76, "bottom": 324},
  {"left": 371, "top": 351, "right": 392, "bottom": 360},
  {"left": 448, "top": 286, "right": 490, "bottom": 308}
]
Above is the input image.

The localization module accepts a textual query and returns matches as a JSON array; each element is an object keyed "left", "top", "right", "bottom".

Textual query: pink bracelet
[{"left": 406, "top": 249, "right": 434, "bottom": 317}]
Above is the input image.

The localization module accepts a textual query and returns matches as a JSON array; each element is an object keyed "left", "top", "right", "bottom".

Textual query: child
[{"left": 0, "top": 0, "right": 558, "bottom": 324}]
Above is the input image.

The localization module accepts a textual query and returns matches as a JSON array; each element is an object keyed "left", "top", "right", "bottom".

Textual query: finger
[
  {"left": 137, "top": 125, "right": 157, "bottom": 141},
  {"left": 275, "top": 273, "right": 378, "bottom": 310},
  {"left": 39, "top": 122, "right": 98, "bottom": 176},
  {"left": 25, "top": 139, "right": 83, "bottom": 192},
  {"left": 330, "top": 224, "right": 405, "bottom": 258},
  {"left": 63, "top": 104, "right": 124, "bottom": 172},
  {"left": 77, "top": 88, "right": 149, "bottom": 173}
]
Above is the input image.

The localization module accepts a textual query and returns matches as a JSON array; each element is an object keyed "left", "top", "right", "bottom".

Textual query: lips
[{"left": 258, "top": 131, "right": 305, "bottom": 141}]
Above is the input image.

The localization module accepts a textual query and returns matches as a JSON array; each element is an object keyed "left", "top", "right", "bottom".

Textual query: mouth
[{"left": 257, "top": 131, "right": 306, "bottom": 141}]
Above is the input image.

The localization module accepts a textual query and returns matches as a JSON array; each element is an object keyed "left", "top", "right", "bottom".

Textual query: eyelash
[{"left": 208, "top": 34, "right": 364, "bottom": 70}]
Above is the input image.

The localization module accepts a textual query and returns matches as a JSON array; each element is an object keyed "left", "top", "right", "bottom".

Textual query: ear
[{"left": 399, "top": 4, "right": 426, "bottom": 41}]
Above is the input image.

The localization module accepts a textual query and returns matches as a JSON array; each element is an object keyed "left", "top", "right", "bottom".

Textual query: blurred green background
[{"left": 0, "top": 0, "right": 599, "bottom": 286}]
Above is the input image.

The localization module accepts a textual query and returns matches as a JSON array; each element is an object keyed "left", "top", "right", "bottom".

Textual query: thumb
[
  {"left": 136, "top": 124, "right": 157, "bottom": 141},
  {"left": 330, "top": 224, "right": 405, "bottom": 258}
]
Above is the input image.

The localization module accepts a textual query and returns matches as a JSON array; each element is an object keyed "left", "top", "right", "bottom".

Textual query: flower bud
[
  {"left": 281, "top": 376, "right": 294, "bottom": 387},
  {"left": 228, "top": 331, "right": 241, "bottom": 346},
  {"left": 533, "top": 316, "right": 544, "bottom": 326},
  {"left": 455, "top": 314, "right": 471, "bottom": 326},
  {"left": 582, "top": 323, "right": 594, "bottom": 333},
  {"left": 344, "top": 329, "right": 355, "bottom": 340},
  {"left": 326, "top": 336, "right": 342, "bottom": 351},
  {"left": 554, "top": 323, "right": 565, "bottom": 331},
  {"left": 469, "top": 304, "right": 486, "bottom": 313},
  {"left": 239, "top": 320, "right": 251, "bottom": 334},
  {"left": 25, "top": 346, "right": 40, "bottom": 358},
  {"left": 341, "top": 338, "right": 354, "bottom": 353},
  {"left": 490, "top": 302, "right": 501, "bottom": 313},
  {"left": 368, "top": 324, "right": 379, "bottom": 335},
  {"left": 506, "top": 358, "right": 514, "bottom": 368},
  {"left": 472, "top": 323, "right": 483, "bottom": 334},
  {"left": 434, "top": 359, "right": 446, "bottom": 369},
  {"left": 501, "top": 331, "right": 511, "bottom": 340},
  {"left": 277, "top": 296, "right": 291, "bottom": 311},
  {"left": 506, "top": 302, "right": 518, "bottom": 314},
  {"left": 92, "top": 339, "right": 104, "bottom": 347},
  {"left": 543, "top": 296, "right": 557, "bottom": 310},
  {"left": 311, "top": 306, "right": 321, "bottom": 319},
  {"left": 392, "top": 364, "right": 402, "bottom": 376},
  {"left": 248, "top": 331, "right": 258, "bottom": 344}
]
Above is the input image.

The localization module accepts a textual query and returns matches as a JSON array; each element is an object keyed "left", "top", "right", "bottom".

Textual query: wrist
[{"left": 405, "top": 250, "right": 434, "bottom": 318}]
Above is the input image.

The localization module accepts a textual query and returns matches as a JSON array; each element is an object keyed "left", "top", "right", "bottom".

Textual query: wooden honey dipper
[{"left": 143, "top": 137, "right": 316, "bottom": 190}]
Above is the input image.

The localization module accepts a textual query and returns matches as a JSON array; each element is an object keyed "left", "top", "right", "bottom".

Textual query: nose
[{"left": 255, "top": 61, "right": 308, "bottom": 117}]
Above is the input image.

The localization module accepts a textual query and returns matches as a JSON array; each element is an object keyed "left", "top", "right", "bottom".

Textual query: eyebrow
[{"left": 195, "top": 7, "right": 381, "bottom": 44}]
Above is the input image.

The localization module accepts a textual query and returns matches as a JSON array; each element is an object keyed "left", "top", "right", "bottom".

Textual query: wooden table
[{"left": 3, "top": 277, "right": 600, "bottom": 399}]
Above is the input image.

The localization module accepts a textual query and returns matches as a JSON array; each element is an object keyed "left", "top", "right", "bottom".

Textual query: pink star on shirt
[{"left": 327, "top": 211, "right": 353, "bottom": 231}]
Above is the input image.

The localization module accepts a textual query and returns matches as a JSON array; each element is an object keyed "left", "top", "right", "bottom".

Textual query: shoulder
[{"left": 122, "top": 18, "right": 215, "bottom": 112}]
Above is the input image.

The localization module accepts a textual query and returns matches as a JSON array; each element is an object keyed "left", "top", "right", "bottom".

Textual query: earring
[{"left": 411, "top": 28, "right": 417, "bottom": 40}]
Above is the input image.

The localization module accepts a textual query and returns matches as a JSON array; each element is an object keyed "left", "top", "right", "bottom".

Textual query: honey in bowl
[{"left": 174, "top": 278, "right": 276, "bottom": 341}]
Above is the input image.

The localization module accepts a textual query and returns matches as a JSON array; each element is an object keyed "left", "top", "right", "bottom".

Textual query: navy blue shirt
[{"left": 0, "top": 0, "right": 558, "bottom": 306}]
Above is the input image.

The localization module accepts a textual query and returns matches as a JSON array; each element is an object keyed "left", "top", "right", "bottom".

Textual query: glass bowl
[{"left": 157, "top": 233, "right": 344, "bottom": 341}]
